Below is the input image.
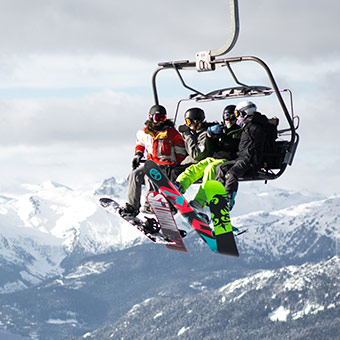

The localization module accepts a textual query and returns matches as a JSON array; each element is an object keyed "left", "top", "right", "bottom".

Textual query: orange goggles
[{"left": 185, "top": 118, "right": 192, "bottom": 126}]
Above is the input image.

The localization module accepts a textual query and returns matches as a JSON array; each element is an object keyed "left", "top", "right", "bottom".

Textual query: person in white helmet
[{"left": 215, "top": 100, "right": 269, "bottom": 210}]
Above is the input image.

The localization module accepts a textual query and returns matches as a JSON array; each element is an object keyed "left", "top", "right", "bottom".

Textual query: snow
[
  {"left": 292, "top": 301, "right": 326, "bottom": 320},
  {"left": 177, "top": 326, "right": 190, "bottom": 336},
  {"left": 0, "top": 176, "right": 338, "bottom": 295},
  {"left": 47, "top": 318, "right": 78, "bottom": 325},
  {"left": 233, "top": 196, "right": 340, "bottom": 258},
  {"left": 219, "top": 269, "right": 275, "bottom": 302},
  {"left": 65, "top": 261, "right": 113, "bottom": 281},
  {"left": 269, "top": 306, "right": 290, "bottom": 322},
  {"left": 189, "top": 281, "right": 207, "bottom": 291},
  {"left": 0, "top": 281, "right": 27, "bottom": 294},
  {"left": 127, "top": 303, "right": 141, "bottom": 317},
  {"left": 0, "top": 179, "right": 145, "bottom": 292},
  {"left": 153, "top": 312, "right": 163, "bottom": 319}
]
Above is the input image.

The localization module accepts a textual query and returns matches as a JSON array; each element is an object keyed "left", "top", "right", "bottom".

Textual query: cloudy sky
[{"left": 0, "top": 0, "right": 339, "bottom": 196}]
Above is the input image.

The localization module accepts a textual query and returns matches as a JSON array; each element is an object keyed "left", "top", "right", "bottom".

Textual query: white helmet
[{"left": 235, "top": 100, "right": 257, "bottom": 118}]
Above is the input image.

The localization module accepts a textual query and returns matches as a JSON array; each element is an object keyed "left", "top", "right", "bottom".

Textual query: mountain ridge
[
  {"left": 0, "top": 177, "right": 339, "bottom": 339},
  {"left": 0, "top": 177, "right": 334, "bottom": 294},
  {"left": 69, "top": 256, "right": 340, "bottom": 340}
]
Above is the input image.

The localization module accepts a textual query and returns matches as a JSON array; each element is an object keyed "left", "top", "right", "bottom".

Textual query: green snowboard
[{"left": 204, "top": 180, "right": 239, "bottom": 257}]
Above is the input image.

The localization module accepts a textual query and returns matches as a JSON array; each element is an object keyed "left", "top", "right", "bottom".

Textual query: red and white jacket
[{"left": 135, "top": 121, "right": 186, "bottom": 166}]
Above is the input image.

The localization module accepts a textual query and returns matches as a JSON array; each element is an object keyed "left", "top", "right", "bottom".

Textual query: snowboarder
[
  {"left": 170, "top": 107, "right": 214, "bottom": 181},
  {"left": 215, "top": 100, "right": 268, "bottom": 210},
  {"left": 173, "top": 105, "right": 242, "bottom": 219},
  {"left": 119, "top": 105, "right": 186, "bottom": 217}
]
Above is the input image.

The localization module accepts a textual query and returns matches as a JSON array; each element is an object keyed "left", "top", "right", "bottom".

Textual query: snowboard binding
[{"left": 143, "top": 217, "right": 161, "bottom": 234}]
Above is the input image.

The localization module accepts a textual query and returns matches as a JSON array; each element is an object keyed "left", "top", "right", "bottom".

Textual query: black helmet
[
  {"left": 184, "top": 108, "right": 205, "bottom": 124},
  {"left": 223, "top": 105, "right": 236, "bottom": 121},
  {"left": 149, "top": 104, "right": 167, "bottom": 116},
  {"left": 149, "top": 105, "right": 167, "bottom": 122}
]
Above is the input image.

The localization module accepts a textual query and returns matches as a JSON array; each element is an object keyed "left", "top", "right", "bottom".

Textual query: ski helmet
[
  {"left": 223, "top": 105, "right": 237, "bottom": 122},
  {"left": 184, "top": 107, "right": 205, "bottom": 126},
  {"left": 149, "top": 104, "right": 167, "bottom": 122},
  {"left": 235, "top": 101, "right": 257, "bottom": 118}
]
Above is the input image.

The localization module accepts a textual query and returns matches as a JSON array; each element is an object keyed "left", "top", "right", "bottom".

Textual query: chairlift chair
[{"left": 149, "top": 0, "right": 299, "bottom": 183}]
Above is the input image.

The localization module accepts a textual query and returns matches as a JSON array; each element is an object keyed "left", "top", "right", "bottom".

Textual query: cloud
[
  {"left": 0, "top": 90, "right": 152, "bottom": 147},
  {"left": 1, "top": 0, "right": 339, "bottom": 60},
  {"left": 0, "top": 0, "right": 339, "bottom": 195},
  {"left": 0, "top": 53, "right": 154, "bottom": 90}
]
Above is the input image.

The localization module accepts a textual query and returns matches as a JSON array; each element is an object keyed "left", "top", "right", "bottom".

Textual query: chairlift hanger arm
[
  {"left": 210, "top": 0, "right": 240, "bottom": 57},
  {"left": 196, "top": 0, "right": 239, "bottom": 71}
]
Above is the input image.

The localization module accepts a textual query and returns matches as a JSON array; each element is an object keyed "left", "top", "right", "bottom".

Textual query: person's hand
[
  {"left": 207, "top": 124, "right": 222, "bottom": 136},
  {"left": 132, "top": 152, "right": 143, "bottom": 169},
  {"left": 178, "top": 124, "right": 190, "bottom": 134}
]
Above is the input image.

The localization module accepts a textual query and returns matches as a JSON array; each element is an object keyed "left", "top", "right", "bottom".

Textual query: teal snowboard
[{"left": 204, "top": 180, "right": 239, "bottom": 257}]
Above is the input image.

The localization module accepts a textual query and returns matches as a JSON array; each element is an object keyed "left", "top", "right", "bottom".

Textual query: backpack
[{"left": 261, "top": 117, "right": 284, "bottom": 169}]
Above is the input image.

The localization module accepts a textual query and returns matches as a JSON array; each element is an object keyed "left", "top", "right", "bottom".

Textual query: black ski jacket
[
  {"left": 237, "top": 112, "right": 268, "bottom": 168},
  {"left": 208, "top": 123, "right": 242, "bottom": 161}
]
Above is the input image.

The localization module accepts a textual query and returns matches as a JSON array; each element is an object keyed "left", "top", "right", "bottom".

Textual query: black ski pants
[{"left": 215, "top": 158, "right": 251, "bottom": 198}]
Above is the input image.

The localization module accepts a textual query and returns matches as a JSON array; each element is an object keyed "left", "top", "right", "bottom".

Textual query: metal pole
[{"left": 210, "top": 0, "right": 240, "bottom": 57}]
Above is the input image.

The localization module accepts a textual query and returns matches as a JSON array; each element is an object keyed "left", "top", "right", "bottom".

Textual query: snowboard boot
[
  {"left": 141, "top": 203, "right": 153, "bottom": 215},
  {"left": 169, "top": 203, "right": 178, "bottom": 215},
  {"left": 226, "top": 192, "right": 236, "bottom": 211},
  {"left": 179, "top": 229, "right": 187, "bottom": 238},
  {"left": 232, "top": 225, "right": 248, "bottom": 237},
  {"left": 189, "top": 200, "right": 210, "bottom": 225},
  {"left": 173, "top": 181, "right": 184, "bottom": 194},
  {"left": 119, "top": 203, "right": 139, "bottom": 219}
]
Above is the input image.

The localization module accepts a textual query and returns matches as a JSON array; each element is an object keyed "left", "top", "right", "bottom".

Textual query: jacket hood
[{"left": 247, "top": 111, "right": 268, "bottom": 125}]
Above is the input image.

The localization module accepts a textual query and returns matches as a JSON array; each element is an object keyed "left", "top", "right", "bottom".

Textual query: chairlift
[{"left": 150, "top": 0, "right": 299, "bottom": 183}]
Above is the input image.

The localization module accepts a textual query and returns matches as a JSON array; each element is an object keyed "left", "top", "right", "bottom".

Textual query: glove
[
  {"left": 207, "top": 124, "right": 222, "bottom": 136},
  {"left": 132, "top": 152, "right": 143, "bottom": 169},
  {"left": 178, "top": 124, "right": 190, "bottom": 134}
]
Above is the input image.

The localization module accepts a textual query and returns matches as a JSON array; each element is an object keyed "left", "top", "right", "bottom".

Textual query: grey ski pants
[{"left": 127, "top": 165, "right": 157, "bottom": 210}]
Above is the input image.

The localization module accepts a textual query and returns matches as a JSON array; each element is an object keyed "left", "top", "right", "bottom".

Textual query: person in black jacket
[
  {"left": 215, "top": 100, "right": 268, "bottom": 210},
  {"left": 207, "top": 105, "right": 242, "bottom": 161},
  {"left": 173, "top": 105, "right": 241, "bottom": 219}
]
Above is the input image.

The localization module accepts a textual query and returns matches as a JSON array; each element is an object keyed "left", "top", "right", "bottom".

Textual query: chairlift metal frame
[{"left": 150, "top": 0, "right": 299, "bottom": 182}]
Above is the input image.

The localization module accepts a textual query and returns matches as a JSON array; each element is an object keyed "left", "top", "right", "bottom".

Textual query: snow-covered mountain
[
  {"left": 77, "top": 256, "right": 340, "bottom": 340},
  {"left": 0, "top": 177, "right": 332, "bottom": 295},
  {"left": 234, "top": 195, "right": 340, "bottom": 264},
  {"left": 0, "top": 176, "right": 338, "bottom": 340},
  {"left": 0, "top": 178, "right": 143, "bottom": 293}
]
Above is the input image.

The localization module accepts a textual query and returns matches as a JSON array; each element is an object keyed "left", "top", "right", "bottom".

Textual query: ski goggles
[
  {"left": 152, "top": 112, "right": 167, "bottom": 122},
  {"left": 234, "top": 109, "right": 242, "bottom": 118},
  {"left": 185, "top": 118, "right": 192, "bottom": 126},
  {"left": 223, "top": 112, "right": 237, "bottom": 122}
]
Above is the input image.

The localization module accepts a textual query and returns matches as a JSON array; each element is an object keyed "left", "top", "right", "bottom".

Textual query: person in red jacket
[{"left": 119, "top": 104, "right": 186, "bottom": 217}]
